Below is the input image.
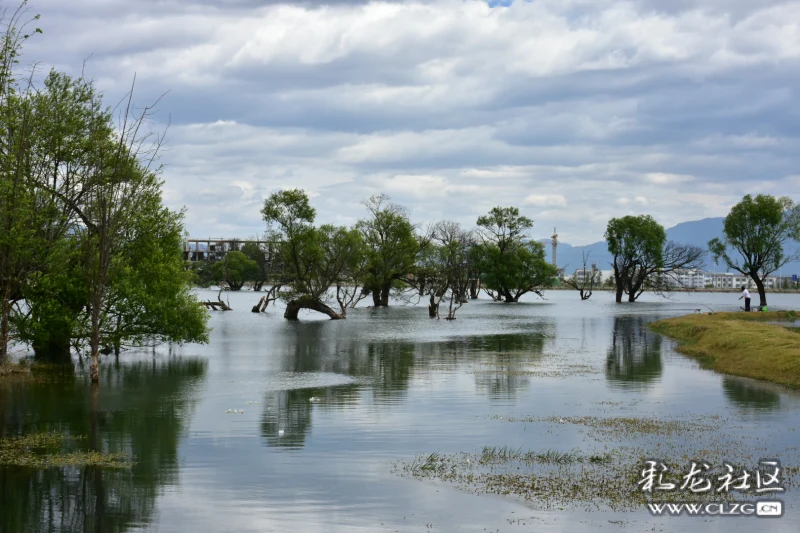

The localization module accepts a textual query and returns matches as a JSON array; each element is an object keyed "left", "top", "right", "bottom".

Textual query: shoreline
[{"left": 649, "top": 311, "right": 800, "bottom": 389}]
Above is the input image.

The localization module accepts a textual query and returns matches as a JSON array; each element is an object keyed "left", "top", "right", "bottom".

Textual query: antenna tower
[{"left": 551, "top": 227, "right": 558, "bottom": 267}]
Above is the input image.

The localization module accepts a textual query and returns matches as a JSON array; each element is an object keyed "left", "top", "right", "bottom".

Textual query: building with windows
[{"left": 655, "top": 269, "right": 778, "bottom": 290}]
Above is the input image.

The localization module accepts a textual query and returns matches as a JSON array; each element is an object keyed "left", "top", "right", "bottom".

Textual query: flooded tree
[
  {"left": 419, "top": 221, "right": 474, "bottom": 319},
  {"left": 605, "top": 215, "right": 704, "bottom": 303},
  {"left": 262, "top": 189, "right": 363, "bottom": 320},
  {"left": 0, "top": 20, "right": 209, "bottom": 372},
  {"left": 0, "top": 6, "right": 41, "bottom": 362},
  {"left": 606, "top": 215, "right": 665, "bottom": 303},
  {"left": 562, "top": 252, "right": 599, "bottom": 300},
  {"left": 356, "top": 194, "right": 419, "bottom": 307},
  {"left": 211, "top": 250, "right": 257, "bottom": 291},
  {"left": 473, "top": 207, "right": 557, "bottom": 302},
  {"left": 241, "top": 241, "right": 270, "bottom": 291}
]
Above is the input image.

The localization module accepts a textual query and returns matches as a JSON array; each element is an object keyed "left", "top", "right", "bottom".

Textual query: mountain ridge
[{"left": 540, "top": 217, "right": 800, "bottom": 276}]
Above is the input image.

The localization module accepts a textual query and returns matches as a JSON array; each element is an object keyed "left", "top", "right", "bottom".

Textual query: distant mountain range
[{"left": 541, "top": 217, "right": 800, "bottom": 276}]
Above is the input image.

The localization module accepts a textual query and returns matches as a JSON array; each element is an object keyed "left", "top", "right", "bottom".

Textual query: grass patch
[
  {"left": 396, "top": 444, "right": 796, "bottom": 510},
  {"left": 0, "top": 432, "right": 132, "bottom": 469},
  {"left": 650, "top": 311, "right": 800, "bottom": 389}
]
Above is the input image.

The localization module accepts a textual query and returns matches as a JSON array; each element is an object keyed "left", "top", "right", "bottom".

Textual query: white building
[
  {"left": 710, "top": 272, "right": 777, "bottom": 289},
  {"left": 659, "top": 269, "right": 777, "bottom": 290},
  {"left": 663, "top": 269, "right": 713, "bottom": 289}
]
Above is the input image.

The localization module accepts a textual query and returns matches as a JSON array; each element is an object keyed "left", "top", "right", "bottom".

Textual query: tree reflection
[
  {"left": 0, "top": 357, "right": 206, "bottom": 533},
  {"left": 722, "top": 377, "right": 781, "bottom": 412},
  {"left": 469, "top": 333, "right": 548, "bottom": 399},
  {"left": 606, "top": 316, "right": 663, "bottom": 390},
  {"left": 259, "top": 323, "right": 555, "bottom": 449},
  {"left": 260, "top": 385, "right": 360, "bottom": 449}
]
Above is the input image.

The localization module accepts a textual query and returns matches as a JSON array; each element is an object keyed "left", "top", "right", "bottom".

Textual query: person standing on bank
[{"left": 739, "top": 286, "right": 751, "bottom": 312}]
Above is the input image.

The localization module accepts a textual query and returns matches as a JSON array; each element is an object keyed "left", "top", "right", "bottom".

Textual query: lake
[{"left": 2, "top": 289, "right": 800, "bottom": 532}]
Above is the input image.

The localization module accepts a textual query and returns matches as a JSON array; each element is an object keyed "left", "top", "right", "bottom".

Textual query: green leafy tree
[
  {"left": 473, "top": 206, "right": 556, "bottom": 302},
  {"left": 98, "top": 200, "right": 209, "bottom": 354},
  {"left": 262, "top": 189, "right": 362, "bottom": 320},
  {"left": 606, "top": 215, "right": 704, "bottom": 302},
  {"left": 709, "top": 194, "right": 800, "bottom": 307},
  {"left": 241, "top": 241, "right": 270, "bottom": 291},
  {"left": 211, "top": 250, "right": 257, "bottom": 291},
  {"left": 420, "top": 221, "right": 474, "bottom": 319},
  {"left": 0, "top": 6, "right": 42, "bottom": 362},
  {"left": 356, "top": 194, "right": 418, "bottom": 307},
  {"left": 605, "top": 215, "right": 665, "bottom": 303}
]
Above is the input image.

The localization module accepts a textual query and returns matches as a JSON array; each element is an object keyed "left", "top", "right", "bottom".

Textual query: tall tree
[
  {"left": 709, "top": 194, "right": 800, "bottom": 307},
  {"left": 356, "top": 194, "right": 418, "bottom": 307},
  {"left": 474, "top": 206, "right": 556, "bottom": 302},
  {"left": 606, "top": 215, "right": 704, "bottom": 302},
  {"left": 420, "top": 221, "right": 474, "bottom": 319},
  {"left": 0, "top": 5, "right": 41, "bottom": 362},
  {"left": 262, "top": 189, "right": 362, "bottom": 320},
  {"left": 605, "top": 215, "right": 665, "bottom": 303}
]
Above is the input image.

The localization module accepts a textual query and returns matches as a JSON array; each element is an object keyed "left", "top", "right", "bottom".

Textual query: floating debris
[{"left": 225, "top": 409, "right": 244, "bottom": 414}]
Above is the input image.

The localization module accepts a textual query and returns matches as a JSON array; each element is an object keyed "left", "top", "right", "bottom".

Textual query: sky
[{"left": 12, "top": 0, "right": 800, "bottom": 245}]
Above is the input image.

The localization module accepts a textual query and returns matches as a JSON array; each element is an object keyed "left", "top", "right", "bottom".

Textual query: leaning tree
[
  {"left": 709, "top": 194, "right": 800, "bottom": 307},
  {"left": 261, "top": 189, "right": 362, "bottom": 320}
]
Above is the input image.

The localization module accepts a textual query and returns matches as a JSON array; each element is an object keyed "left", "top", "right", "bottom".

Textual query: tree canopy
[
  {"left": 0, "top": 17, "right": 209, "bottom": 378},
  {"left": 474, "top": 207, "right": 557, "bottom": 302},
  {"left": 262, "top": 189, "right": 363, "bottom": 319},
  {"left": 356, "top": 194, "right": 418, "bottom": 307},
  {"left": 709, "top": 194, "right": 800, "bottom": 306},
  {"left": 606, "top": 215, "right": 704, "bottom": 302}
]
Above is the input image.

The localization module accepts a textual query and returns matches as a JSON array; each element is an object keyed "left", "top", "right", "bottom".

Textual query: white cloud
[
  {"left": 523, "top": 194, "right": 568, "bottom": 207},
  {"left": 18, "top": 0, "right": 800, "bottom": 244},
  {"left": 645, "top": 173, "right": 694, "bottom": 185}
]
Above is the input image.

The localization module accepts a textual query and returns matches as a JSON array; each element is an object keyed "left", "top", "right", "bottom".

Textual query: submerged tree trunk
[
  {"left": 284, "top": 298, "right": 344, "bottom": 320},
  {"left": 90, "top": 298, "right": 101, "bottom": 384},
  {"left": 469, "top": 278, "right": 480, "bottom": 300},
  {"left": 428, "top": 293, "right": 439, "bottom": 318},
  {"left": 370, "top": 282, "right": 391, "bottom": 307},
  {"left": 615, "top": 284, "right": 624, "bottom": 303}
]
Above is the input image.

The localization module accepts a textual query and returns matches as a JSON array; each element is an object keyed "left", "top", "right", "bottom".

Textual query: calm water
[{"left": 2, "top": 289, "right": 800, "bottom": 532}]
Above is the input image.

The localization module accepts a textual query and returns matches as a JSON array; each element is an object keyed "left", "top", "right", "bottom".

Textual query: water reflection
[
  {"left": 258, "top": 325, "right": 554, "bottom": 448},
  {"left": 722, "top": 376, "right": 781, "bottom": 412},
  {"left": 0, "top": 357, "right": 206, "bottom": 533},
  {"left": 606, "top": 316, "right": 663, "bottom": 390},
  {"left": 468, "top": 332, "right": 548, "bottom": 399},
  {"left": 261, "top": 385, "right": 360, "bottom": 448}
]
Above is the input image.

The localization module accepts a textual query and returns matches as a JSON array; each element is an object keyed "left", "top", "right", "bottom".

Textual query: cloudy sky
[{"left": 15, "top": 0, "right": 800, "bottom": 244}]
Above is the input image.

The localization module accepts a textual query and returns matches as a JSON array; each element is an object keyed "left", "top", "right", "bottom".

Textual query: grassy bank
[{"left": 650, "top": 311, "right": 800, "bottom": 389}]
